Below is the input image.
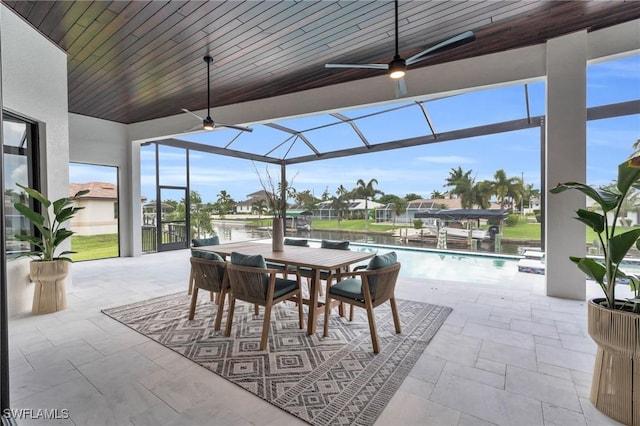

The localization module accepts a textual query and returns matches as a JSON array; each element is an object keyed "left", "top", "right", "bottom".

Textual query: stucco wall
[
  {"left": 1, "top": 4, "right": 70, "bottom": 315},
  {"left": 71, "top": 198, "right": 118, "bottom": 236}
]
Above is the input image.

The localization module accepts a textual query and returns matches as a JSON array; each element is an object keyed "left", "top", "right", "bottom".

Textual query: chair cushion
[
  {"left": 265, "top": 261, "right": 286, "bottom": 270},
  {"left": 366, "top": 251, "right": 397, "bottom": 290},
  {"left": 297, "top": 266, "right": 332, "bottom": 279},
  {"left": 367, "top": 251, "right": 397, "bottom": 270},
  {"left": 329, "top": 278, "right": 364, "bottom": 301},
  {"left": 191, "top": 249, "right": 224, "bottom": 261},
  {"left": 321, "top": 240, "right": 350, "bottom": 250},
  {"left": 192, "top": 236, "right": 220, "bottom": 247},
  {"left": 273, "top": 278, "right": 299, "bottom": 299},
  {"left": 230, "top": 252, "right": 267, "bottom": 268},
  {"left": 284, "top": 238, "right": 308, "bottom": 247}
]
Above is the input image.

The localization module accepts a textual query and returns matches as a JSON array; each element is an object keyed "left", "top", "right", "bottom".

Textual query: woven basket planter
[
  {"left": 588, "top": 298, "right": 640, "bottom": 425},
  {"left": 30, "top": 260, "right": 69, "bottom": 314}
]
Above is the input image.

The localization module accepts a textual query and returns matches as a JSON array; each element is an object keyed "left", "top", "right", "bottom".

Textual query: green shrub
[
  {"left": 533, "top": 209, "right": 541, "bottom": 223},
  {"left": 413, "top": 219, "right": 423, "bottom": 229},
  {"left": 505, "top": 214, "right": 520, "bottom": 227}
]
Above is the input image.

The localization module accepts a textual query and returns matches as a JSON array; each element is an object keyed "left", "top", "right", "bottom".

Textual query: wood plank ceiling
[{"left": 4, "top": 0, "right": 640, "bottom": 125}]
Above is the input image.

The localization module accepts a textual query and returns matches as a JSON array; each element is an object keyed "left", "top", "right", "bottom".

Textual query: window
[
  {"left": 68, "top": 163, "right": 120, "bottom": 260},
  {"left": 3, "top": 112, "right": 39, "bottom": 256}
]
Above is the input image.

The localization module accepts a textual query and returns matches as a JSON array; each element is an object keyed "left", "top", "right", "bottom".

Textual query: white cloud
[{"left": 10, "top": 164, "right": 28, "bottom": 190}]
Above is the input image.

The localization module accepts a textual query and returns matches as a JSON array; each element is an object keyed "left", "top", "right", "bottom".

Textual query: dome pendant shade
[
  {"left": 203, "top": 116, "right": 215, "bottom": 130},
  {"left": 388, "top": 57, "right": 406, "bottom": 79}
]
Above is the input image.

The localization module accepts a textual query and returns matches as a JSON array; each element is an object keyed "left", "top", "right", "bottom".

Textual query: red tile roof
[{"left": 70, "top": 182, "right": 117, "bottom": 200}]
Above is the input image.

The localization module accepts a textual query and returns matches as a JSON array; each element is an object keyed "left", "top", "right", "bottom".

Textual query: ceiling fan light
[
  {"left": 203, "top": 116, "right": 215, "bottom": 130},
  {"left": 388, "top": 58, "right": 406, "bottom": 79},
  {"left": 389, "top": 69, "right": 405, "bottom": 79}
]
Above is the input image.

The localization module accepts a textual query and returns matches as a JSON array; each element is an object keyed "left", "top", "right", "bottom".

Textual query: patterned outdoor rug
[{"left": 102, "top": 293, "right": 451, "bottom": 426}]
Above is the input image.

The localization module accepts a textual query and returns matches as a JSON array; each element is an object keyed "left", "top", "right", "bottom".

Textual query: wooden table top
[{"left": 197, "top": 240, "right": 374, "bottom": 270}]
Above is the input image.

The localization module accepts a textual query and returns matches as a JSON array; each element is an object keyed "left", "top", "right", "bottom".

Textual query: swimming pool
[{"left": 304, "top": 240, "right": 522, "bottom": 284}]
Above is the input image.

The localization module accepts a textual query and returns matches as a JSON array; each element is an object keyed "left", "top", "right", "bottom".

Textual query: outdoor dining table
[{"left": 196, "top": 240, "right": 375, "bottom": 334}]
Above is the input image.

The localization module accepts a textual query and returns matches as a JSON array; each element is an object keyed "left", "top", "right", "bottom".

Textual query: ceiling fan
[
  {"left": 325, "top": 0, "right": 475, "bottom": 97},
  {"left": 182, "top": 55, "right": 252, "bottom": 132}
]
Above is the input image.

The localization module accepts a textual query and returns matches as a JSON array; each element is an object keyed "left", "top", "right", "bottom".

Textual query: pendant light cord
[
  {"left": 394, "top": 0, "right": 399, "bottom": 57},
  {"left": 206, "top": 57, "right": 211, "bottom": 117}
]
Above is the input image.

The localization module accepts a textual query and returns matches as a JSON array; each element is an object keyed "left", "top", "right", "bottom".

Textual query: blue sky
[{"left": 71, "top": 54, "right": 640, "bottom": 204}]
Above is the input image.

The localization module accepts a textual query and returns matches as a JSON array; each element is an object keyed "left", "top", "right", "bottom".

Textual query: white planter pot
[{"left": 272, "top": 218, "right": 284, "bottom": 252}]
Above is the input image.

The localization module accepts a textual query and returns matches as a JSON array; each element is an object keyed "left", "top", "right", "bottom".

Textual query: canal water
[{"left": 212, "top": 221, "right": 535, "bottom": 255}]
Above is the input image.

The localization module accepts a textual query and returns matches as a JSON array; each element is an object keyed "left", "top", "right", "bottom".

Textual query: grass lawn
[
  {"left": 245, "top": 218, "right": 398, "bottom": 232},
  {"left": 499, "top": 222, "right": 640, "bottom": 244},
  {"left": 501, "top": 223, "right": 541, "bottom": 240},
  {"left": 309, "top": 218, "right": 541, "bottom": 239},
  {"left": 310, "top": 219, "right": 397, "bottom": 232},
  {"left": 71, "top": 234, "right": 119, "bottom": 261}
]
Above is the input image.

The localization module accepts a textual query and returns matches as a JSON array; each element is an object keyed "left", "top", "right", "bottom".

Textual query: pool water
[
  {"left": 217, "top": 224, "right": 525, "bottom": 285},
  {"left": 305, "top": 240, "right": 522, "bottom": 285}
]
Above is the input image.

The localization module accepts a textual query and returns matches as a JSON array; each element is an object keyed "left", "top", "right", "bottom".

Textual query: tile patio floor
[{"left": 8, "top": 248, "right": 623, "bottom": 425}]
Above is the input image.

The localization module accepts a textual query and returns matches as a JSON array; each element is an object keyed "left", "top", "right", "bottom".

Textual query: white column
[
  {"left": 129, "top": 141, "right": 142, "bottom": 257},
  {"left": 545, "top": 30, "right": 588, "bottom": 300}
]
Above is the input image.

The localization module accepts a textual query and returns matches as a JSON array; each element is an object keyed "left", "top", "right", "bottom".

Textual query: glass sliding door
[
  {"left": 2, "top": 111, "right": 39, "bottom": 425},
  {"left": 157, "top": 186, "right": 189, "bottom": 251}
]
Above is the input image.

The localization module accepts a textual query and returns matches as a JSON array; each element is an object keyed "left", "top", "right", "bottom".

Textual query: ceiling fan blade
[
  {"left": 218, "top": 123, "right": 253, "bottom": 133},
  {"left": 181, "top": 108, "right": 203, "bottom": 121},
  {"left": 325, "top": 63, "right": 389, "bottom": 70},
  {"left": 394, "top": 78, "right": 407, "bottom": 98},
  {"left": 406, "top": 31, "right": 475, "bottom": 65}
]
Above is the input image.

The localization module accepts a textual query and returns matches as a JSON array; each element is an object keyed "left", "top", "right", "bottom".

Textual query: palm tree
[
  {"left": 216, "top": 190, "right": 235, "bottom": 219},
  {"left": 391, "top": 198, "right": 408, "bottom": 227},
  {"left": 472, "top": 180, "right": 493, "bottom": 209},
  {"left": 491, "top": 169, "right": 523, "bottom": 211},
  {"left": 430, "top": 190, "right": 444, "bottom": 199},
  {"left": 336, "top": 185, "right": 348, "bottom": 198},
  {"left": 522, "top": 184, "right": 540, "bottom": 209},
  {"left": 330, "top": 196, "right": 349, "bottom": 227},
  {"left": 491, "top": 169, "right": 509, "bottom": 208},
  {"left": 251, "top": 199, "right": 268, "bottom": 225},
  {"left": 444, "top": 167, "right": 475, "bottom": 208},
  {"left": 321, "top": 187, "right": 331, "bottom": 201},
  {"left": 507, "top": 178, "right": 524, "bottom": 213},
  {"left": 355, "top": 178, "right": 383, "bottom": 231},
  {"left": 189, "top": 190, "right": 214, "bottom": 238},
  {"left": 294, "top": 189, "right": 319, "bottom": 211}
]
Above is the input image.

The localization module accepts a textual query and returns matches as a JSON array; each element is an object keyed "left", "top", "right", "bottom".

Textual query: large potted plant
[
  {"left": 253, "top": 164, "right": 296, "bottom": 252},
  {"left": 13, "top": 183, "right": 88, "bottom": 314},
  {"left": 551, "top": 155, "right": 640, "bottom": 425}
]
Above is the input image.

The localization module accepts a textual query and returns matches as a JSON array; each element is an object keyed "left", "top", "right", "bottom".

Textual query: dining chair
[
  {"left": 225, "top": 252, "right": 304, "bottom": 351},
  {"left": 188, "top": 236, "right": 221, "bottom": 295},
  {"left": 297, "top": 240, "right": 350, "bottom": 297},
  {"left": 323, "top": 252, "right": 401, "bottom": 354},
  {"left": 265, "top": 238, "right": 309, "bottom": 278},
  {"left": 189, "top": 256, "right": 229, "bottom": 331}
]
